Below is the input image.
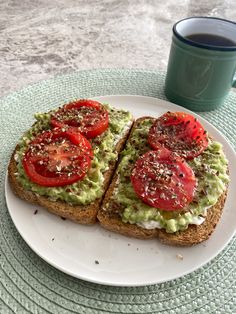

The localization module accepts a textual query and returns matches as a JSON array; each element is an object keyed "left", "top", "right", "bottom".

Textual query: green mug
[{"left": 165, "top": 17, "right": 236, "bottom": 111}]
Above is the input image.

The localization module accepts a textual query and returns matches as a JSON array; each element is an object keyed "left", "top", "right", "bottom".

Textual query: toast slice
[
  {"left": 98, "top": 117, "right": 229, "bottom": 245},
  {"left": 8, "top": 105, "right": 134, "bottom": 224}
]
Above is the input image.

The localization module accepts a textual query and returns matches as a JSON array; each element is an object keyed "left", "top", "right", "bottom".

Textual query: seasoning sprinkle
[{"left": 176, "top": 253, "right": 183, "bottom": 260}]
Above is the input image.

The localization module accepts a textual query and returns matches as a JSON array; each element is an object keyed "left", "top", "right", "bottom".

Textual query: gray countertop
[{"left": 1, "top": 0, "right": 236, "bottom": 97}]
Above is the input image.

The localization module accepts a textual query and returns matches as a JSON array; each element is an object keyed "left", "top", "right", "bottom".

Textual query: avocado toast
[
  {"left": 8, "top": 100, "right": 133, "bottom": 224},
  {"left": 8, "top": 102, "right": 229, "bottom": 246},
  {"left": 98, "top": 115, "right": 229, "bottom": 245}
]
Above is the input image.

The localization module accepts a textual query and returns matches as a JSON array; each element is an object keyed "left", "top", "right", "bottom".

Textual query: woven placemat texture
[{"left": 0, "top": 69, "right": 235, "bottom": 314}]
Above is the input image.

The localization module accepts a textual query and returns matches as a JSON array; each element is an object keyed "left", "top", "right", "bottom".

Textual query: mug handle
[{"left": 233, "top": 77, "right": 236, "bottom": 88}]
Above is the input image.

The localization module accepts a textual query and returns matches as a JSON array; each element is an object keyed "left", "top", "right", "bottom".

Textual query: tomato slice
[
  {"left": 130, "top": 148, "right": 197, "bottom": 211},
  {"left": 148, "top": 112, "right": 208, "bottom": 159},
  {"left": 22, "top": 128, "right": 93, "bottom": 187},
  {"left": 50, "top": 99, "right": 109, "bottom": 138}
]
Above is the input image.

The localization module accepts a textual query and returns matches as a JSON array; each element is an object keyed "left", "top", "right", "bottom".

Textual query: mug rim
[{"left": 173, "top": 16, "right": 236, "bottom": 51}]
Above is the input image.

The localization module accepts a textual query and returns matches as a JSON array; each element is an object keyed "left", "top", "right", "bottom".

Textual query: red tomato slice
[
  {"left": 130, "top": 148, "right": 197, "bottom": 211},
  {"left": 22, "top": 128, "right": 93, "bottom": 187},
  {"left": 50, "top": 99, "right": 109, "bottom": 138},
  {"left": 148, "top": 112, "right": 208, "bottom": 159}
]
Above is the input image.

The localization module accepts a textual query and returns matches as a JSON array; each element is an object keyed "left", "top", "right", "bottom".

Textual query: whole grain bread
[
  {"left": 8, "top": 120, "right": 133, "bottom": 224},
  {"left": 98, "top": 189, "right": 227, "bottom": 245},
  {"left": 98, "top": 118, "right": 229, "bottom": 246}
]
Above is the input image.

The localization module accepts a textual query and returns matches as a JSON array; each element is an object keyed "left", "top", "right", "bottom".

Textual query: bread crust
[
  {"left": 98, "top": 188, "right": 227, "bottom": 245},
  {"left": 8, "top": 121, "right": 133, "bottom": 224},
  {"left": 98, "top": 117, "right": 229, "bottom": 246}
]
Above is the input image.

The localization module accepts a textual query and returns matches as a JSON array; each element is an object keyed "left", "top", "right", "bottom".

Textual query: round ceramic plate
[{"left": 5, "top": 95, "right": 236, "bottom": 287}]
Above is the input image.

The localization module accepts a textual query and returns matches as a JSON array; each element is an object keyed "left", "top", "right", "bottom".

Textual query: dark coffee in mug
[{"left": 186, "top": 33, "right": 236, "bottom": 47}]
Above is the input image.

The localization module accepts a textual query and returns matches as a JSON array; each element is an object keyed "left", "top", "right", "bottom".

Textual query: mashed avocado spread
[
  {"left": 14, "top": 104, "right": 132, "bottom": 205},
  {"left": 109, "top": 119, "right": 229, "bottom": 233}
]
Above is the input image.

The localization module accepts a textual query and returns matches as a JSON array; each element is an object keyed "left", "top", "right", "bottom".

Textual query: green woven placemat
[{"left": 0, "top": 69, "right": 235, "bottom": 313}]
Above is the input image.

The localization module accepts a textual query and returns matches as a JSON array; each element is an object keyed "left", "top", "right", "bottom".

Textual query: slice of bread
[
  {"left": 8, "top": 108, "right": 134, "bottom": 225},
  {"left": 98, "top": 118, "right": 229, "bottom": 246}
]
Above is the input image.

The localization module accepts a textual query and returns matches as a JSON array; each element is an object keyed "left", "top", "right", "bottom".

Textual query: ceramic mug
[{"left": 165, "top": 17, "right": 236, "bottom": 111}]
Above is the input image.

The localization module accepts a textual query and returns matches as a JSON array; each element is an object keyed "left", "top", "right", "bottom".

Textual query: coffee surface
[{"left": 186, "top": 33, "right": 236, "bottom": 47}]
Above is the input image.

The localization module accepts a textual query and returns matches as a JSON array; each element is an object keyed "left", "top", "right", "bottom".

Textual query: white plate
[{"left": 5, "top": 95, "right": 236, "bottom": 287}]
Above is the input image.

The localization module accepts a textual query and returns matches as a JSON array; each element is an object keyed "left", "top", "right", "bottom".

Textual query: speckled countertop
[{"left": 1, "top": 0, "right": 236, "bottom": 97}]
